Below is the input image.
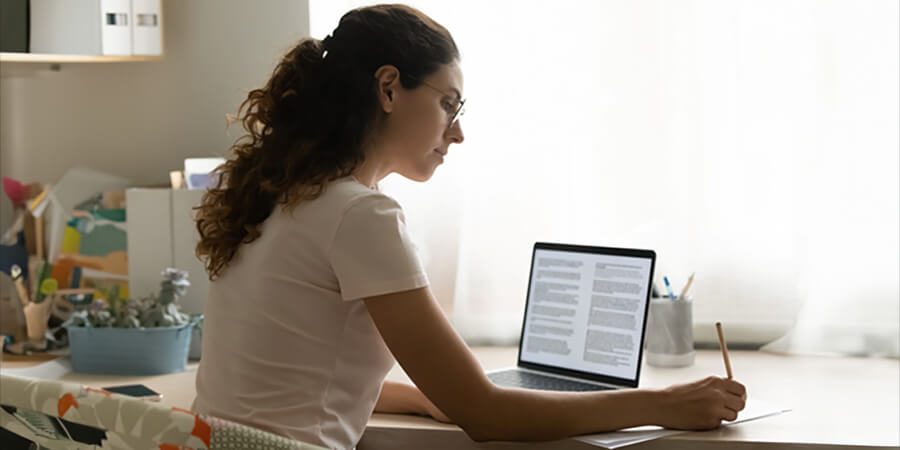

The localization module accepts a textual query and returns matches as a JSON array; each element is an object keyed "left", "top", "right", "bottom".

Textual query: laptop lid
[{"left": 517, "top": 242, "right": 656, "bottom": 388}]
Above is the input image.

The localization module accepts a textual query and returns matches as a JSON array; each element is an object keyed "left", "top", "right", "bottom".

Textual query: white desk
[
  {"left": 3, "top": 349, "right": 898, "bottom": 449},
  {"left": 368, "top": 349, "right": 900, "bottom": 449}
]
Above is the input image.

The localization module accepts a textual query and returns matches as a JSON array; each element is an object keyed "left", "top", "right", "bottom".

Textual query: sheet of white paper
[
  {"left": 574, "top": 398, "right": 791, "bottom": 449},
  {"left": 1, "top": 358, "right": 72, "bottom": 380},
  {"left": 51, "top": 167, "right": 132, "bottom": 213}
]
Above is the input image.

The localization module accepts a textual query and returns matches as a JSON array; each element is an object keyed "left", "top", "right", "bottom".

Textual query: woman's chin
[{"left": 398, "top": 167, "right": 436, "bottom": 183}]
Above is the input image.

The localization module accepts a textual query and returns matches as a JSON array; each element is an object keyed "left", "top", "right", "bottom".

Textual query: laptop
[{"left": 487, "top": 242, "right": 656, "bottom": 392}]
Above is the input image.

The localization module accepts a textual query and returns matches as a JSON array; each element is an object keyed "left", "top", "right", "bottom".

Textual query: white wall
[
  {"left": 0, "top": 1, "right": 459, "bottom": 315},
  {"left": 0, "top": 0, "right": 310, "bottom": 230}
]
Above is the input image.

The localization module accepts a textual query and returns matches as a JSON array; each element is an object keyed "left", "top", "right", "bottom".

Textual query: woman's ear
[{"left": 374, "top": 65, "right": 401, "bottom": 113}]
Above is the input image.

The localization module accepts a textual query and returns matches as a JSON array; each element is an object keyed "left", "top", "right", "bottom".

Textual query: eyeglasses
[{"left": 411, "top": 77, "right": 466, "bottom": 129}]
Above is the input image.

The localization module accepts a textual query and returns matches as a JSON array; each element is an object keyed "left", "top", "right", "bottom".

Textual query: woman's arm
[
  {"left": 364, "top": 286, "right": 746, "bottom": 442},
  {"left": 374, "top": 380, "right": 451, "bottom": 422}
]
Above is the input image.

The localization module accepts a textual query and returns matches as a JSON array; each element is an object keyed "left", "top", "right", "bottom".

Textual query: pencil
[
  {"left": 10, "top": 264, "right": 30, "bottom": 307},
  {"left": 679, "top": 272, "right": 696, "bottom": 300},
  {"left": 715, "top": 322, "right": 734, "bottom": 379}
]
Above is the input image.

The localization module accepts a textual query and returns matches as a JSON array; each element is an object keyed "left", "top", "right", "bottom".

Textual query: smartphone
[{"left": 101, "top": 384, "right": 163, "bottom": 402}]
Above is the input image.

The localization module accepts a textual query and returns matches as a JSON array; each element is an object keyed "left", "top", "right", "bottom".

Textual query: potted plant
[{"left": 64, "top": 268, "right": 202, "bottom": 375}]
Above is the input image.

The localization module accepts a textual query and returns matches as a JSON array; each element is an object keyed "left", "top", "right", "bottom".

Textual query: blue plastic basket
[{"left": 65, "top": 323, "right": 194, "bottom": 375}]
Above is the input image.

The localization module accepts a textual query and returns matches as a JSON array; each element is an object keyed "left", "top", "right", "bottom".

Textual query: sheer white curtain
[{"left": 310, "top": 0, "right": 899, "bottom": 355}]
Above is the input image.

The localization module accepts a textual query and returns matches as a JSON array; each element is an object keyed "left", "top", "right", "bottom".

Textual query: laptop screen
[{"left": 518, "top": 243, "right": 656, "bottom": 386}]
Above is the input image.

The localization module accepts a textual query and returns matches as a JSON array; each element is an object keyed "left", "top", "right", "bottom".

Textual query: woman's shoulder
[
  {"left": 281, "top": 177, "right": 403, "bottom": 228},
  {"left": 322, "top": 176, "right": 402, "bottom": 215}
]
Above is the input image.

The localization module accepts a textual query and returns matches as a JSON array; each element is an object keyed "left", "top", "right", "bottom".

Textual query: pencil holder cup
[{"left": 645, "top": 296, "right": 695, "bottom": 367}]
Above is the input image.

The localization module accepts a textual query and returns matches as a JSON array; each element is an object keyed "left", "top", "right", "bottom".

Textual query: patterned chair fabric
[{"left": 0, "top": 374, "right": 326, "bottom": 450}]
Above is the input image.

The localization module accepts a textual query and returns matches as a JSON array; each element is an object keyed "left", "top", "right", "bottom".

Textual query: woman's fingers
[
  {"left": 721, "top": 378, "right": 747, "bottom": 398},
  {"left": 717, "top": 378, "right": 746, "bottom": 416},
  {"left": 720, "top": 406, "right": 739, "bottom": 422},
  {"left": 723, "top": 393, "right": 746, "bottom": 414}
]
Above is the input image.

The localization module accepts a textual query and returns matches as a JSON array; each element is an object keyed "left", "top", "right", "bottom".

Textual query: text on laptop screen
[{"left": 520, "top": 248, "right": 653, "bottom": 381}]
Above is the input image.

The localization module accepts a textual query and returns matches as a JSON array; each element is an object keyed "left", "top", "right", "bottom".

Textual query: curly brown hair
[{"left": 194, "top": 4, "right": 459, "bottom": 280}]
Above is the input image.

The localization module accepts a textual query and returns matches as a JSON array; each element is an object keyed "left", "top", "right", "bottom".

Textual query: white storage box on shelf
[
  {"left": 131, "top": 0, "right": 162, "bottom": 55},
  {"left": 30, "top": 0, "right": 134, "bottom": 55}
]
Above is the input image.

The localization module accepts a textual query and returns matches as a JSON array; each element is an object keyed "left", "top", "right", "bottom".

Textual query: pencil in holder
[{"left": 645, "top": 296, "right": 695, "bottom": 367}]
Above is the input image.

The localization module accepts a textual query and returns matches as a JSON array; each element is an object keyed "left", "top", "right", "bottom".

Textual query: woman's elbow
[
  {"left": 458, "top": 421, "right": 498, "bottom": 443},
  {"left": 451, "top": 389, "right": 510, "bottom": 442}
]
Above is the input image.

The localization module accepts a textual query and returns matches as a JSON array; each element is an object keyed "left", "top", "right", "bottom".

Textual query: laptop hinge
[{"left": 515, "top": 366, "right": 622, "bottom": 389}]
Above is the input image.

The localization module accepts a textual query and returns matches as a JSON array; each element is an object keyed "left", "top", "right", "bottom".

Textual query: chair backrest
[{"left": 0, "top": 374, "right": 326, "bottom": 450}]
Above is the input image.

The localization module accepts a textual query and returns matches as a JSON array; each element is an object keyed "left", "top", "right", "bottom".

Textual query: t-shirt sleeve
[{"left": 329, "top": 193, "right": 430, "bottom": 301}]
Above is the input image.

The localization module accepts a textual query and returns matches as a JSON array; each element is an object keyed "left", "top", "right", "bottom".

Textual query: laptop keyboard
[{"left": 487, "top": 369, "right": 613, "bottom": 392}]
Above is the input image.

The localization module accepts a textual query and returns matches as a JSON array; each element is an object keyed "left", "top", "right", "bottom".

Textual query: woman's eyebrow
[{"left": 449, "top": 87, "right": 462, "bottom": 101}]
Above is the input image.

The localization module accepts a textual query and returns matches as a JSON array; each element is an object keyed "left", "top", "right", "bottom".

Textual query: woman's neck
[{"left": 352, "top": 153, "right": 392, "bottom": 189}]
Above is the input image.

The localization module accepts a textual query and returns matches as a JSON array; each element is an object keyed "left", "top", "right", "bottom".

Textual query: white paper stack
[{"left": 574, "top": 399, "right": 791, "bottom": 449}]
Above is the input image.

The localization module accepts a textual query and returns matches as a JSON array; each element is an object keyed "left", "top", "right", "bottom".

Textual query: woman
[{"left": 192, "top": 4, "right": 746, "bottom": 449}]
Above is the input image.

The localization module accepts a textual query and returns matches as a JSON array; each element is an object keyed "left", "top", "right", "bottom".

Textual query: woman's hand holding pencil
[{"left": 650, "top": 322, "right": 747, "bottom": 430}]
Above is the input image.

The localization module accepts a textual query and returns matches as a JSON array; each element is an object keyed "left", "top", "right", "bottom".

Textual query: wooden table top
[{"left": 3, "top": 348, "right": 898, "bottom": 449}]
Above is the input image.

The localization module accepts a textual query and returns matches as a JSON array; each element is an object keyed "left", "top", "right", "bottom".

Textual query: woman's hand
[
  {"left": 375, "top": 380, "right": 452, "bottom": 423},
  {"left": 654, "top": 376, "right": 748, "bottom": 430}
]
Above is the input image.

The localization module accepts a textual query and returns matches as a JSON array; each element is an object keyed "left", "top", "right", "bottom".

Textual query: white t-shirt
[{"left": 191, "top": 175, "right": 429, "bottom": 449}]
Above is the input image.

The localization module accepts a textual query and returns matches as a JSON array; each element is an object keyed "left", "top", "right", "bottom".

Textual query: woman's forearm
[
  {"left": 466, "top": 375, "right": 747, "bottom": 441},
  {"left": 465, "top": 386, "right": 663, "bottom": 442}
]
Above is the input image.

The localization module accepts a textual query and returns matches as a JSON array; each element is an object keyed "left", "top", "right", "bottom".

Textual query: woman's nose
[{"left": 447, "top": 120, "right": 464, "bottom": 144}]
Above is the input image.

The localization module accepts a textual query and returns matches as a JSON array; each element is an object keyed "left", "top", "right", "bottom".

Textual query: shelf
[{"left": 0, "top": 52, "right": 163, "bottom": 63}]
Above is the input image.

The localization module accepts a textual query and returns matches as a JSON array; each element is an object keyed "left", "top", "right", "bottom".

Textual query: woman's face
[{"left": 379, "top": 62, "right": 465, "bottom": 182}]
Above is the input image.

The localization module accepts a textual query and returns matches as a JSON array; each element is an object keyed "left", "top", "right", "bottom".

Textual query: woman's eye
[{"left": 441, "top": 100, "right": 454, "bottom": 112}]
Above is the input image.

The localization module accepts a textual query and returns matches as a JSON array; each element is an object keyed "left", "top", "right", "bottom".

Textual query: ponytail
[{"left": 195, "top": 4, "right": 459, "bottom": 280}]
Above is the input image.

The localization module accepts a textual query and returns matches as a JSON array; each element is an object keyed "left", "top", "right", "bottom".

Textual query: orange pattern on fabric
[
  {"left": 172, "top": 406, "right": 194, "bottom": 416},
  {"left": 192, "top": 415, "right": 211, "bottom": 447},
  {"left": 86, "top": 387, "right": 111, "bottom": 396},
  {"left": 58, "top": 393, "right": 79, "bottom": 416}
]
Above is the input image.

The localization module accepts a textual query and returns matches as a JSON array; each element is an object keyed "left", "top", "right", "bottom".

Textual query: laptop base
[{"left": 488, "top": 369, "right": 615, "bottom": 392}]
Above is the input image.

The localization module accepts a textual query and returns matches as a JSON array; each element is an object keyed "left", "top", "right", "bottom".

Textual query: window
[{"left": 311, "top": 0, "right": 899, "bottom": 356}]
